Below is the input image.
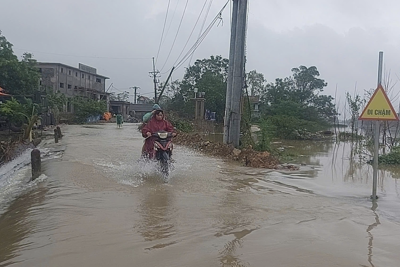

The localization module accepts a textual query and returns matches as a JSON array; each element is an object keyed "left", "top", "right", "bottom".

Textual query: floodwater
[{"left": 0, "top": 123, "right": 399, "bottom": 267}]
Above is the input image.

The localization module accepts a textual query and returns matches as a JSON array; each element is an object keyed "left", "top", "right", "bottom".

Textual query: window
[
  {"left": 68, "top": 70, "right": 71, "bottom": 75},
  {"left": 81, "top": 74, "right": 84, "bottom": 78},
  {"left": 68, "top": 84, "right": 72, "bottom": 89},
  {"left": 60, "top": 83, "right": 64, "bottom": 88},
  {"left": 60, "top": 68, "right": 64, "bottom": 73},
  {"left": 96, "top": 78, "right": 101, "bottom": 83},
  {"left": 88, "top": 75, "right": 90, "bottom": 80},
  {"left": 75, "top": 72, "right": 78, "bottom": 77}
]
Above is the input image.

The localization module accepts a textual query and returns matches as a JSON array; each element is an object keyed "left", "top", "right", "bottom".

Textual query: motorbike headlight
[{"left": 158, "top": 132, "right": 168, "bottom": 139}]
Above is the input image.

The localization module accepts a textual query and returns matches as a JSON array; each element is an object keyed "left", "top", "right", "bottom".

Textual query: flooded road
[{"left": 0, "top": 123, "right": 400, "bottom": 267}]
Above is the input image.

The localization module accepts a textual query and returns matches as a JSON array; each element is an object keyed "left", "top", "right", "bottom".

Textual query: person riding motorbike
[
  {"left": 141, "top": 109, "right": 176, "bottom": 159},
  {"left": 142, "top": 104, "right": 161, "bottom": 123}
]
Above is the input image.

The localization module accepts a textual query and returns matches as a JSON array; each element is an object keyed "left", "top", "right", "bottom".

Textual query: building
[
  {"left": 109, "top": 100, "right": 131, "bottom": 120},
  {"left": 129, "top": 103, "right": 154, "bottom": 121},
  {"left": 137, "top": 95, "right": 152, "bottom": 104},
  {"left": 37, "top": 62, "right": 110, "bottom": 113},
  {"left": 248, "top": 96, "right": 260, "bottom": 118},
  {"left": 242, "top": 96, "right": 260, "bottom": 119}
]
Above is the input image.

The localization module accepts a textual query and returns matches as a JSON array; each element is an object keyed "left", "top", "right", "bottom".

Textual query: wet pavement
[{"left": 0, "top": 123, "right": 399, "bottom": 267}]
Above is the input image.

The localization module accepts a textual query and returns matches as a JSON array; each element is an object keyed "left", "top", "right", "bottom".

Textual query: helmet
[{"left": 152, "top": 104, "right": 161, "bottom": 110}]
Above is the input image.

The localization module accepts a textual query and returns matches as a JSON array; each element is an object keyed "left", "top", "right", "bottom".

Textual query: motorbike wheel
[{"left": 159, "top": 151, "right": 170, "bottom": 181}]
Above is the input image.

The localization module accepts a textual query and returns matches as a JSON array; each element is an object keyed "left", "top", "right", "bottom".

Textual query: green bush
[
  {"left": 254, "top": 119, "right": 273, "bottom": 152},
  {"left": 378, "top": 146, "right": 400, "bottom": 165},
  {"left": 268, "top": 115, "right": 321, "bottom": 139},
  {"left": 166, "top": 111, "right": 193, "bottom": 132}
]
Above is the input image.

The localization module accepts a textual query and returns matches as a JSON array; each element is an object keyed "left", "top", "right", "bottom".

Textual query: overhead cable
[
  {"left": 155, "top": 0, "right": 171, "bottom": 65},
  {"left": 174, "top": 0, "right": 229, "bottom": 70},
  {"left": 171, "top": 0, "right": 209, "bottom": 69},
  {"left": 13, "top": 47, "right": 151, "bottom": 60},
  {"left": 188, "top": 0, "right": 213, "bottom": 66},
  {"left": 159, "top": 0, "right": 190, "bottom": 72}
]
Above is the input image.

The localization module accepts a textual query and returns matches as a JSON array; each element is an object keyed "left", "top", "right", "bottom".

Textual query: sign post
[{"left": 358, "top": 52, "right": 399, "bottom": 200}]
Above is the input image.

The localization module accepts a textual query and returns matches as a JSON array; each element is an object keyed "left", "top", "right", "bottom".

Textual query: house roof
[
  {"left": 109, "top": 100, "right": 131, "bottom": 105},
  {"left": 130, "top": 103, "right": 153, "bottom": 112},
  {"left": 37, "top": 62, "right": 109, "bottom": 79}
]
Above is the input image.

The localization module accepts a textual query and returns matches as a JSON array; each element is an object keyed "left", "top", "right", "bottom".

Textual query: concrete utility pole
[
  {"left": 149, "top": 57, "right": 160, "bottom": 102},
  {"left": 130, "top": 86, "right": 140, "bottom": 104},
  {"left": 223, "top": 0, "right": 248, "bottom": 147}
]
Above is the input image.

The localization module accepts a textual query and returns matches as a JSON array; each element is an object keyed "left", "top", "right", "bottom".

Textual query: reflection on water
[
  {"left": 216, "top": 177, "right": 258, "bottom": 267},
  {"left": 136, "top": 183, "right": 176, "bottom": 249},
  {"left": 365, "top": 201, "right": 380, "bottom": 267},
  {"left": 268, "top": 139, "right": 400, "bottom": 199},
  {"left": 0, "top": 186, "right": 48, "bottom": 266}
]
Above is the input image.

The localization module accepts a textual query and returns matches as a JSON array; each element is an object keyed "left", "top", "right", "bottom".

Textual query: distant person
[
  {"left": 142, "top": 104, "right": 161, "bottom": 123},
  {"left": 116, "top": 113, "right": 123, "bottom": 128}
]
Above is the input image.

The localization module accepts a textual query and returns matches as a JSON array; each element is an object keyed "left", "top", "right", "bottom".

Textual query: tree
[
  {"left": 0, "top": 32, "right": 40, "bottom": 98},
  {"left": 46, "top": 92, "right": 67, "bottom": 124},
  {"left": 0, "top": 97, "right": 39, "bottom": 140},
  {"left": 72, "top": 97, "right": 107, "bottom": 123},
  {"left": 261, "top": 66, "right": 336, "bottom": 139},
  {"left": 247, "top": 70, "right": 266, "bottom": 96},
  {"left": 166, "top": 55, "right": 228, "bottom": 121},
  {"left": 109, "top": 91, "right": 129, "bottom": 102},
  {"left": 291, "top": 66, "right": 327, "bottom": 104}
]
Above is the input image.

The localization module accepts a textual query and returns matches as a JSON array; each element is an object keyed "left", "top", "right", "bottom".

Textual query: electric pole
[
  {"left": 223, "top": 0, "right": 248, "bottom": 147},
  {"left": 130, "top": 86, "right": 140, "bottom": 104},
  {"left": 149, "top": 57, "right": 160, "bottom": 103}
]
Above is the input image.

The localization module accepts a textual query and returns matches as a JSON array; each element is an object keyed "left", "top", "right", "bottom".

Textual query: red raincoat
[{"left": 141, "top": 116, "right": 174, "bottom": 158}]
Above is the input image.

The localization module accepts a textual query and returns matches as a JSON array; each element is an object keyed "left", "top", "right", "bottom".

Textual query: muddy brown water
[{"left": 0, "top": 123, "right": 399, "bottom": 267}]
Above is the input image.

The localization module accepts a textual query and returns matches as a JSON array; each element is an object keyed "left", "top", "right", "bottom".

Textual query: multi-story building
[{"left": 37, "top": 62, "right": 110, "bottom": 113}]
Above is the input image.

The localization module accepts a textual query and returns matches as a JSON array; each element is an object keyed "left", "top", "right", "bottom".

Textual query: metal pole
[
  {"left": 153, "top": 57, "right": 157, "bottom": 102},
  {"left": 223, "top": 0, "right": 239, "bottom": 144},
  {"left": 372, "top": 51, "right": 383, "bottom": 200},
  {"left": 157, "top": 67, "right": 175, "bottom": 103},
  {"left": 134, "top": 87, "right": 137, "bottom": 104},
  {"left": 230, "top": 0, "right": 247, "bottom": 147}
]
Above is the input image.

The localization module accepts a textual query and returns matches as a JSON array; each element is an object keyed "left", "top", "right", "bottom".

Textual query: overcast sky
[{"left": 2, "top": 0, "right": 400, "bottom": 113}]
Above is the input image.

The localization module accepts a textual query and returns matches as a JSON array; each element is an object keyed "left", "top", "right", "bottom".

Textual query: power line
[
  {"left": 155, "top": 0, "right": 171, "bottom": 65},
  {"left": 171, "top": 0, "right": 209, "bottom": 68},
  {"left": 13, "top": 47, "right": 151, "bottom": 60},
  {"left": 159, "top": 0, "right": 190, "bottom": 72},
  {"left": 160, "top": 0, "right": 228, "bottom": 74},
  {"left": 174, "top": 0, "right": 229, "bottom": 70},
  {"left": 161, "top": 0, "right": 182, "bottom": 56},
  {"left": 189, "top": 0, "right": 213, "bottom": 66}
]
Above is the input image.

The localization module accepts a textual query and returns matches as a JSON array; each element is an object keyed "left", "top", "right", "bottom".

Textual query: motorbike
[{"left": 151, "top": 131, "right": 174, "bottom": 179}]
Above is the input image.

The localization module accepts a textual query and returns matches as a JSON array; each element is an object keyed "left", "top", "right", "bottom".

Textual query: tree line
[
  {"left": 160, "top": 55, "right": 337, "bottom": 140},
  {"left": 0, "top": 30, "right": 337, "bottom": 143}
]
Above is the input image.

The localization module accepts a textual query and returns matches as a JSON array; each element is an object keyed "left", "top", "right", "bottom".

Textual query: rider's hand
[{"left": 146, "top": 132, "right": 151, "bottom": 137}]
